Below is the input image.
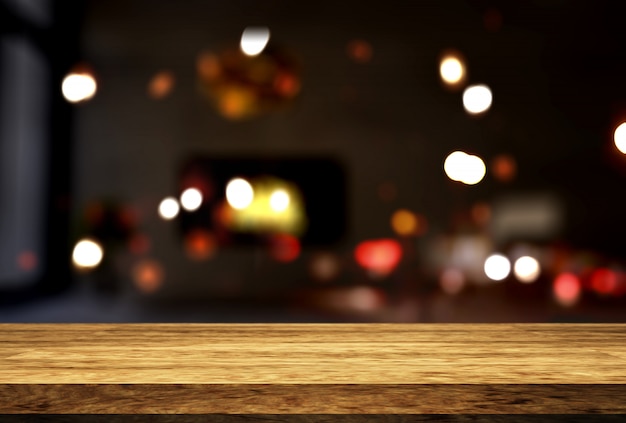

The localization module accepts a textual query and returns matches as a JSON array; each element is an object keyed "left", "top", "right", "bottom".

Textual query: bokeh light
[
  {"left": 462, "top": 84, "right": 492, "bottom": 115},
  {"left": 180, "top": 188, "right": 203, "bottom": 211},
  {"left": 391, "top": 209, "right": 418, "bottom": 236},
  {"left": 553, "top": 273, "right": 581, "bottom": 307},
  {"left": 17, "top": 251, "right": 38, "bottom": 272},
  {"left": 226, "top": 178, "right": 254, "bottom": 210},
  {"left": 309, "top": 252, "right": 341, "bottom": 282},
  {"left": 444, "top": 151, "right": 486, "bottom": 185},
  {"left": 184, "top": 229, "right": 216, "bottom": 260},
  {"left": 346, "top": 286, "right": 384, "bottom": 312},
  {"left": 439, "top": 55, "right": 465, "bottom": 86},
  {"left": 240, "top": 26, "right": 270, "bottom": 56},
  {"left": 270, "top": 234, "right": 300, "bottom": 262},
  {"left": 132, "top": 259, "right": 164, "bottom": 294},
  {"left": 614, "top": 122, "right": 626, "bottom": 154},
  {"left": 354, "top": 239, "right": 402, "bottom": 276},
  {"left": 158, "top": 197, "right": 180, "bottom": 220},
  {"left": 269, "top": 189, "right": 290, "bottom": 212},
  {"left": 440, "top": 268, "right": 465, "bottom": 295},
  {"left": 347, "top": 39, "right": 373, "bottom": 63},
  {"left": 590, "top": 268, "right": 618, "bottom": 295},
  {"left": 484, "top": 254, "right": 511, "bottom": 281},
  {"left": 491, "top": 154, "right": 517, "bottom": 182},
  {"left": 513, "top": 256, "right": 541, "bottom": 283},
  {"left": 62, "top": 72, "right": 97, "bottom": 103},
  {"left": 148, "top": 70, "right": 175, "bottom": 99},
  {"left": 72, "top": 238, "right": 103, "bottom": 269}
]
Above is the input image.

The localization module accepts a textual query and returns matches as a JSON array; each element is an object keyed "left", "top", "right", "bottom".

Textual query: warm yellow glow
[
  {"left": 484, "top": 254, "right": 510, "bottom": 281},
  {"left": 158, "top": 197, "right": 180, "bottom": 220},
  {"left": 514, "top": 256, "right": 541, "bottom": 283},
  {"left": 463, "top": 84, "right": 492, "bottom": 115},
  {"left": 72, "top": 239, "right": 103, "bottom": 269},
  {"left": 240, "top": 26, "right": 270, "bottom": 56},
  {"left": 226, "top": 178, "right": 254, "bottom": 210},
  {"left": 440, "top": 56, "right": 465, "bottom": 85},
  {"left": 614, "top": 122, "right": 626, "bottom": 154},
  {"left": 443, "top": 151, "right": 486, "bottom": 185},
  {"left": 180, "top": 188, "right": 203, "bottom": 211},
  {"left": 391, "top": 209, "right": 417, "bottom": 236},
  {"left": 62, "top": 73, "right": 97, "bottom": 103},
  {"left": 269, "top": 189, "right": 290, "bottom": 212}
]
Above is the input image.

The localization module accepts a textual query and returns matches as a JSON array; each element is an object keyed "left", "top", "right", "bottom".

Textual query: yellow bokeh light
[
  {"left": 72, "top": 238, "right": 103, "bottom": 269},
  {"left": 240, "top": 26, "right": 270, "bottom": 56},
  {"left": 391, "top": 209, "right": 418, "bottom": 236},
  {"left": 443, "top": 151, "right": 486, "bottom": 185},
  {"left": 440, "top": 56, "right": 465, "bottom": 85},
  {"left": 62, "top": 73, "right": 97, "bottom": 103},
  {"left": 226, "top": 178, "right": 254, "bottom": 210},
  {"left": 614, "top": 122, "right": 626, "bottom": 154},
  {"left": 463, "top": 84, "right": 492, "bottom": 115}
]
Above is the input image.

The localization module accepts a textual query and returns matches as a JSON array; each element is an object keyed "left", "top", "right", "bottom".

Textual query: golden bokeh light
[
  {"left": 444, "top": 151, "right": 486, "bottom": 185},
  {"left": 226, "top": 178, "right": 254, "bottom": 210},
  {"left": 180, "top": 188, "right": 203, "bottom": 211},
  {"left": 158, "top": 197, "right": 180, "bottom": 220},
  {"left": 240, "top": 26, "right": 270, "bottom": 56},
  {"left": 484, "top": 254, "right": 511, "bottom": 281},
  {"left": 439, "top": 55, "right": 465, "bottom": 86},
  {"left": 390, "top": 209, "right": 426, "bottom": 236},
  {"left": 513, "top": 256, "right": 541, "bottom": 283}
]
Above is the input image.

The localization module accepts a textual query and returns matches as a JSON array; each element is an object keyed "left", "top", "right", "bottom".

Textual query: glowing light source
[
  {"left": 184, "top": 229, "right": 216, "bottom": 261},
  {"left": 148, "top": 70, "right": 175, "bottom": 99},
  {"left": 309, "top": 252, "right": 341, "bottom": 282},
  {"left": 354, "top": 239, "right": 403, "bottom": 276},
  {"left": 463, "top": 84, "right": 492, "bottom": 115},
  {"left": 491, "top": 154, "right": 517, "bottom": 182},
  {"left": 614, "top": 122, "right": 626, "bottom": 154},
  {"left": 484, "top": 254, "right": 511, "bottom": 281},
  {"left": 240, "top": 26, "right": 270, "bottom": 56},
  {"left": 440, "top": 268, "right": 465, "bottom": 295},
  {"left": 226, "top": 178, "right": 254, "bottom": 210},
  {"left": 439, "top": 55, "right": 465, "bottom": 86},
  {"left": 553, "top": 273, "right": 581, "bottom": 307},
  {"left": 391, "top": 209, "right": 426, "bottom": 236},
  {"left": 590, "top": 268, "right": 618, "bottom": 295},
  {"left": 132, "top": 259, "right": 164, "bottom": 293},
  {"left": 347, "top": 40, "right": 373, "bottom": 63},
  {"left": 62, "top": 72, "right": 97, "bottom": 103},
  {"left": 443, "top": 151, "right": 486, "bottom": 185},
  {"left": 513, "top": 256, "right": 541, "bottom": 283},
  {"left": 270, "top": 234, "right": 300, "bottom": 262},
  {"left": 158, "top": 197, "right": 180, "bottom": 220},
  {"left": 72, "top": 239, "right": 103, "bottom": 269},
  {"left": 180, "top": 188, "right": 203, "bottom": 211},
  {"left": 269, "top": 189, "right": 290, "bottom": 212}
]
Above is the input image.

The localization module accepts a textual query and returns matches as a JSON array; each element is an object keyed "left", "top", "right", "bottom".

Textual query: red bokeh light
[
  {"left": 270, "top": 234, "right": 301, "bottom": 263},
  {"left": 354, "top": 238, "right": 403, "bottom": 275},
  {"left": 184, "top": 229, "right": 217, "bottom": 260},
  {"left": 553, "top": 272, "right": 581, "bottom": 306},
  {"left": 590, "top": 268, "right": 619, "bottom": 295}
]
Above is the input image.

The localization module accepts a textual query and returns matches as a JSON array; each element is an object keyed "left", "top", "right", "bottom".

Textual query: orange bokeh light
[
  {"left": 270, "top": 234, "right": 301, "bottom": 263},
  {"left": 491, "top": 154, "right": 517, "bottom": 182},
  {"left": 148, "top": 70, "right": 175, "bottom": 99},
  {"left": 347, "top": 40, "right": 373, "bottom": 63},
  {"left": 132, "top": 259, "right": 164, "bottom": 294},
  {"left": 184, "top": 229, "right": 217, "bottom": 260}
]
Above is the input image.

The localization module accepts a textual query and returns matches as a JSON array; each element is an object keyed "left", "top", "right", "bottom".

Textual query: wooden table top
[{"left": 1, "top": 323, "right": 625, "bottom": 414}]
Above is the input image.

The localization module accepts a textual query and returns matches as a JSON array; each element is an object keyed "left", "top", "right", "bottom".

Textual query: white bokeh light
[
  {"left": 440, "top": 56, "right": 465, "bottom": 85},
  {"left": 514, "top": 256, "right": 541, "bottom": 283},
  {"left": 240, "top": 27, "right": 270, "bottom": 56},
  {"left": 484, "top": 254, "right": 511, "bottom": 281},
  {"left": 62, "top": 73, "right": 97, "bottom": 103},
  {"left": 443, "top": 151, "right": 486, "bottom": 185},
  {"left": 614, "top": 122, "right": 626, "bottom": 154},
  {"left": 158, "top": 197, "right": 180, "bottom": 220},
  {"left": 226, "top": 178, "right": 254, "bottom": 210},
  {"left": 180, "top": 188, "right": 203, "bottom": 211},
  {"left": 72, "top": 239, "right": 103, "bottom": 269},
  {"left": 269, "top": 189, "right": 290, "bottom": 212},
  {"left": 463, "top": 84, "right": 492, "bottom": 115}
]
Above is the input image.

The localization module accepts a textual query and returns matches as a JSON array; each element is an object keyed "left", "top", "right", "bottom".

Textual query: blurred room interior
[{"left": 2, "top": 0, "right": 626, "bottom": 322}]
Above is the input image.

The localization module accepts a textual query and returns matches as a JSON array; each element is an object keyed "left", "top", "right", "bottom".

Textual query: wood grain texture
[{"left": 1, "top": 324, "right": 625, "bottom": 414}]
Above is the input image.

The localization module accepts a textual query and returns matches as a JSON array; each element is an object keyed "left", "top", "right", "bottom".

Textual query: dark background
[{"left": 1, "top": 0, "right": 626, "bottom": 322}]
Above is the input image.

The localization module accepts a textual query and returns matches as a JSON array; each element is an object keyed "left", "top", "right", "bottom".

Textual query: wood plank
[{"left": 1, "top": 324, "right": 625, "bottom": 414}]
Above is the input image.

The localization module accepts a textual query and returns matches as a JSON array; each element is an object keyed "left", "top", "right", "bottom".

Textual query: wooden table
[{"left": 1, "top": 323, "right": 625, "bottom": 419}]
